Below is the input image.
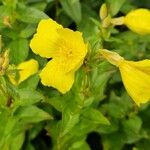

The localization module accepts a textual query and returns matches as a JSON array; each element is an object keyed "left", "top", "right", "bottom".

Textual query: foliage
[{"left": 0, "top": 0, "right": 150, "bottom": 150}]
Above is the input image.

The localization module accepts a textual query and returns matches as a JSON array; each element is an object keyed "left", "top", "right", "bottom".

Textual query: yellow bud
[
  {"left": 99, "top": 3, "right": 108, "bottom": 20},
  {"left": 2, "top": 50, "right": 9, "bottom": 70},
  {"left": 0, "top": 56, "right": 4, "bottom": 75},
  {"left": 0, "top": 57, "right": 4, "bottom": 66},
  {"left": 102, "top": 15, "right": 111, "bottom": 28},
  {"left": 3, "top": 16, "right": 12, "bottom": 28},
  {"left": 9, "top": 59, "right": 39, "bottom": 85},
  {"left": 0, "top": 35, "right": 2, "bottom": 51},
  {"left": 124, "top": 9, "right": 150, "bottom": 35},
  {"left": 100, "top": 49, "right": 124, "bottom": 66},
  {"left": 111, "top": 16, "right": 125, "bottom": 25}
]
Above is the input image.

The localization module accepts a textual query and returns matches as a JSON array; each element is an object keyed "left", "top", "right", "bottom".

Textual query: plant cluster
[{"left": 0, "top": 0, "right": 150, "bottom": 150}]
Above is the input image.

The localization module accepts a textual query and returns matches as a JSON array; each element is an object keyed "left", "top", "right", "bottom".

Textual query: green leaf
[
  {"left": 60, "top": 0, "right": 81, "bottom": 23},
  {"left": 78, "top": 4, "right": 98, "bottom": 38},
  {"left": 106, "top": 0, "right": 126, "bottom": 16},
  {"left": 81, "top": 108, "right": 110, "bottom": 125},
  {"left": 14, "top": 88, "right": 43, "bottom": 106},
  {"left": 10, "top": 133, "right": 25, "bottom": 150},
  {"left": 61, "top": 109, "right": 80, "bottom": 137},
  {"left": 20, "top": 24, "right": 36, "bottom": 38},
  {"left": 0, "top": 90, "right": 7, "bottom": 106},
  {"left": 45, "top": 97, "right": 64, "bottom": 112},
  {"left": 16, "top": 3, "right": 48, "bottom": 23},
  {"left": 137, "top": 139, "right": 150, "bottom": 150},
  {"left": 18, "top": 74, "right": 40, "bottom": 90},
  {"left": 102, "top": 132, "right": 124, "bottom": 150},
  {"left": 103, "top": 92, "right": 133, "bottom": 119},
  {"left": 69, "top": 140, "right": 90, "bottom": 150},
  {"left": 9, "top": 39, "right": 29, "bottom": 64},
  {"left": 122, "top": 115, "right": 143, "bottom": 143},
  {"left": 90, "top": 62, "right": 114, "bottom": 102},
  {"left": 0, "top": 108, "right": 9, "bottom": 142},
  {"left": 0, "top": 6, "right": 12, "bottom": 28},
  {"left": 14, "top": 105, "right": 53, "bottom": 123}
]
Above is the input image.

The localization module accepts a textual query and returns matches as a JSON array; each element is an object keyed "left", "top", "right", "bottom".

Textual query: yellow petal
[
  {"left": 53, "top": 28, "right": 88, "bottom": 73},
  {"left": 9, "top": 59, "right": 39, "bottom": 85},
  {"left": 30, "top": 19, "right": 62, "bottom": 58},
  {"left": 124, "top": 9, "right": 150, "bottom": 35},
  {"left": 18, "top": 59, "right": 39, "bottom": 84},
  {"left": 40, "top": 59, "right": 74, "bottom": 94},
  {"left": 119, "top": 60, "right": 150, "bottom": 106}
]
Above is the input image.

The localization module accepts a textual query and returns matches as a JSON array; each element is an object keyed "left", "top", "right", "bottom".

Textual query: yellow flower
[
  {"left": 124, "top": 9, "right": 150, "bottom": 35},
  {"left": 9, "top": 59, "right": 39, "bottom": 85},
  {"left": 111, "top": 9, "right": 150, "bottom": 35},
  {"left": 30, "top": 19, "right": 87, "bottom": 93},
  {"left": 100, "top": 49, "right": 150, "bottom": 106}
]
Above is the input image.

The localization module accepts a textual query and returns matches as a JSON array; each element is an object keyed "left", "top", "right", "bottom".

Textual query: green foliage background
[{"left": 0, "top": 0, "right": 150, "bottom": 150}]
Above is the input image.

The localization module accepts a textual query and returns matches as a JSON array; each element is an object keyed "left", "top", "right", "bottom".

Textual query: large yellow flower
[
  {"left": 100, "top": 49, "right": 150, "bottom": 106},
  {"left": 30, "top": 19, "right": 87, "bottom": 93}
]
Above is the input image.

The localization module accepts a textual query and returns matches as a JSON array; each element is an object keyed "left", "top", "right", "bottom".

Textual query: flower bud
[
  {"left": 124, "top": 9, "right": 150, "bottom": 35},
  {"left": 99, "top": 3, "right": 108, "bottom": 20},
  {"left": 2, "top": 50, "right": 9, "bottom": 71},
  {"left": 111, "top": 16, "right": 125, "bottom": 25},
  {"left": 3, "top": 16, "right": 12, "bottom": 28},
  {"left": 102, "top": 15, "right": 111, "bottom": 28}
]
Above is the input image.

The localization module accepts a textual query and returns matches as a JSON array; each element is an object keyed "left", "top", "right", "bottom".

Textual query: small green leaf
[
  {"left": 61, "top": 109, "right": 80, "bottom": 137},
  {"left": 60, "top": 0, "right": 82, "bottom": 23},
  {"left": 106, "top": 0, "right": 126, "bottom": 16},
  {"left": 20, "top": 24, "right": 36, "bottom": 38},
  {"left": 122, "top": 115, "right": 143, "bottom": 143},
  {"left": 18, "top": 74, "right": 40, "bottom": 90},
  {"left": 102, "top": 132, "right": 124, "bottom": 150},
  {"left": 70, "top": 140, "right": 90, "bottom": 150},
  {"left": 81, "top": 108, "right": 110, "bottom": 125},
  {"left": 9, "top": 39, "right": 29, "bottom": 64}
]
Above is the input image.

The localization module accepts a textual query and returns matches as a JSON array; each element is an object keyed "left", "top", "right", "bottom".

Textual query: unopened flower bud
[
  {"left": 99, "top": 3, "right": 108, "bottom": 20},
  {"left": 102, "top": 15, "right": 111, "bottom": 28},
  {"left": 111, "top": 16, "right": 125, "bottom": 25},
  {"left": 2, "top": 50, "right": 9, "bottom": 71},
  {"left": 3, "top": 16, "right": 12, "bottom": 28},
  {"left": 124, "top": 9, "right": 150, "bottom": 35},
  {"left": 0, "top": 57, "right": 4, "bottom": 67}
]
